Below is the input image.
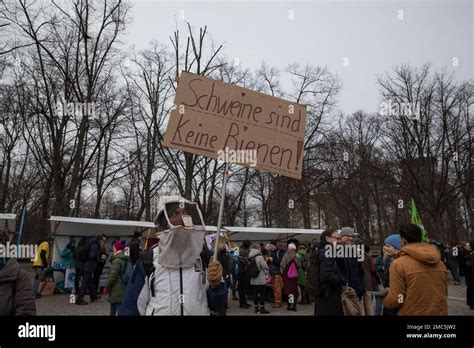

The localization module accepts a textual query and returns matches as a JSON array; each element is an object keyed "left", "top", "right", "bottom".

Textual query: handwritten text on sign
[{"left": 163, "top": 72, "right": 307, "bottom": 179}]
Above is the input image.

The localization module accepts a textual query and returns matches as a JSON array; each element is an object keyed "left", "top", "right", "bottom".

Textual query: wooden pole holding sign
[{"left": 213, "top": 162, "right": 229, "bottom": 261}]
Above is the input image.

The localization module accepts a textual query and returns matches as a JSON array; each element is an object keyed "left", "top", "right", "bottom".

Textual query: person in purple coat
[{"left": 281, "top": 243, "right": 300, "bottom": 311}]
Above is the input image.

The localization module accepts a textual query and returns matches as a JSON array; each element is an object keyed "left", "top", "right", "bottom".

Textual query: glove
[
  {"left": 372, "top": 287, "right": 389, "bottom": 297},
  {"left": 207, "top": 258, "right": 223, "bottom": 287}
]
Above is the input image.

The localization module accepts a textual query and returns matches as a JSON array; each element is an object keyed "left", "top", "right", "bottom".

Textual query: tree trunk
[
  {"left": 66, "top": 116, "right": 89, "bottom": 213},
  {"left": 0, "top": 151, "right": 11, "bottom": 212}
]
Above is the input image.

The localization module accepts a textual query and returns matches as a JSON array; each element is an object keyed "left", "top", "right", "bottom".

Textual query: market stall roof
[
  {"left": 0, "top": 213, "right": 17, "bottom": 220},
  {"left": 223, "top": 226, "right": 324, "bottom": 242},
  {"left": 0, "top": 213, "right": 17, "bottom": 232},
  {"left": 49, "top": 216, "right": 156, "bottom": 237}
]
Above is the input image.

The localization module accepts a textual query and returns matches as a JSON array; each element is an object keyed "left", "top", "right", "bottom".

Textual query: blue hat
[{"left": 384, "top": 234, "right": 401, "bottom": 250}]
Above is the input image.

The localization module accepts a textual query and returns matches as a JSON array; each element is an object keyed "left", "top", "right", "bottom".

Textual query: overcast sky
[{"left": 125, "top": 0, "right": 473, "bottom": 114}]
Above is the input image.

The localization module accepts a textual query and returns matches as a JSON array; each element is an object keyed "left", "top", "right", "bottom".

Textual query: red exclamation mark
[{"left": 296, "top": 141, "right": 303, "bottom": 170}]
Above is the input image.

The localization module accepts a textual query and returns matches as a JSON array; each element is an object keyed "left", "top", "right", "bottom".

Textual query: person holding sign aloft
[{"left": 136, "top": 196, "right": 227, "bottom": 316}]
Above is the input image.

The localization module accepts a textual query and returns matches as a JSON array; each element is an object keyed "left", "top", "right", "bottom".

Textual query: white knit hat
[{"left": 288, "top": 243, "right": 296, "bottom": 250}]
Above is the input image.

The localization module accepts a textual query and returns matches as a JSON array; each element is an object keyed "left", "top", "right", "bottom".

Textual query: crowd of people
[
  {"left": 70, "top": 232, "right": 141, "bottom": 310},
  {"left": 313, "top": 226, "right": 474, "bottom": 316},
  {"left": 0, "top": 228, "right": 144, "bottom": 315},
  {"left": 234, "top": 239, "right": 307, "bottom": 313},
  {"left": 0, "top": 196, "right": 473, "bottom": 316}
]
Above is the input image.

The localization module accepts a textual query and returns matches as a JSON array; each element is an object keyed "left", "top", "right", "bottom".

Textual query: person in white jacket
[
  {"left": 248, "top": 245, "right": 270, "bottom": 314},
  {"left": 137, "top": 196, "right": 225, "bottom": 316}
]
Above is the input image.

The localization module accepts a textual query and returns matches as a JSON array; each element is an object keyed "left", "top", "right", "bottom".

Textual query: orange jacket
[{"left": 383, "top": 242, "right": 448, "bottom": 315}]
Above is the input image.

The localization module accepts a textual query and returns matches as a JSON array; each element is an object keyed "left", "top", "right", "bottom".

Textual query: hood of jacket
[
  {"left": 297, "top": 249, "right": 307, "bottom": 257},
  {"left": 398, "top": 242, "right": 441, "bottom": 266},
  {"left": 0, "top": 258, "right": 19, "bottom": 283},
  {"left": 249, "top": 248, "right": 261, "bottom": 258},
  {"left": 111, "top": 251, "right": 129, "bottom": 262}
]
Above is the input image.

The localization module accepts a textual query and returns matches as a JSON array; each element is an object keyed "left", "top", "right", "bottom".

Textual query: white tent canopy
[
  {"left": 49, "top": 216, "right": 157, "bottom": 285},
  {"left": 49, "top": 216, "right": 156, "bottom": 236},
  {"left": 0, "top": 213, "right": 17, "bottom": 233}
]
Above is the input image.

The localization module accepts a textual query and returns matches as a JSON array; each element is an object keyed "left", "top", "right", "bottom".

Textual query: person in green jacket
[
  {"left": 107, "top": 240, "right": 129, "bottom": 316},
  {"left": 296, "top": 244, "right": 309, "bottom": 305}
]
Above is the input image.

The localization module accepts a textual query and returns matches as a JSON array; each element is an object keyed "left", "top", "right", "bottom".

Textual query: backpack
[
  {"left": 120, "top": 260, "right": 134, "bottom": 284},
  {"left": 76, "top": 244, "right": 90, "bottom": 263},
  {"left": 142, "top": 248, "right": 156, "bottom": 278},
  {"left": 247, "top": 256, "right": 260, "bottom": 278},
  {"left": 287, "top": 260, "right": 298, "bottom": 279}
]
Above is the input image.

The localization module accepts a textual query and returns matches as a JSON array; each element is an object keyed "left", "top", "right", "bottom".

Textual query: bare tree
[
  {"left": 378, "top": 65, "right": 472, "bottom": 241},
  {"left": 164, "top": 24, "right": 224, "bottom": 201},
  {"left": 3, "top": 0, "right": 128, "bottom": 231},
  {"left": 124, "top": 42, "right": 173, "bottom": 220}
]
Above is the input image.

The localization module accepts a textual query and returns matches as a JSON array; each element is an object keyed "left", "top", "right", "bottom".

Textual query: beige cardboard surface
[{"left": 163, "top": 71, "right": 307, "bottom": 179}]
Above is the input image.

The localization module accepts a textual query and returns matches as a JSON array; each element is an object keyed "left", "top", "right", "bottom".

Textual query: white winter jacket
[{"left": 137, "top": 246, "right": 210, "bottom": 316}]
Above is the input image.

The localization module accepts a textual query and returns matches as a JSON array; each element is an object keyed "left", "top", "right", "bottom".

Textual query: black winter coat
[
  {"left": 82, "top": 239, "right": 99, "bottom": 273},
  {"left": 238, "top": 246, "right": 249, "bottom": 273},
  {"left": 341, "top": 256, "right": 366, "bottom": 298},
  {"left": 459, "top": 249, "right": 474, "bottom": 280},
  {"left": 128, "top": 238, "right": 141, "bottom": 265},
  {"left": 315, "top": 242, "right": 346, "bottom": 316},
  {"left": 269, "top": 249, "right": 284, "bottom": 276}
]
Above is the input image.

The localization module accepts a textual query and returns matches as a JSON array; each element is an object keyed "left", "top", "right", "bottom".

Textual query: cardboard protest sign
[{"left": 163, "top": 71, "right": 307, "bottom": 179}]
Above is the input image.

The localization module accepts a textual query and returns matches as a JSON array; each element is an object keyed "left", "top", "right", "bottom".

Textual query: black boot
[
  {"left": 292, "top": 302, "right": 297, "bottom": 311},
  {"left": 255, "top": 305, "right": 259, "bottom": 314},
  {"left": 287, "top": 302, "right": 292, "bottom": 311},
  {"left": 259, "top": 306, "right": 270, "bottom": 314}
]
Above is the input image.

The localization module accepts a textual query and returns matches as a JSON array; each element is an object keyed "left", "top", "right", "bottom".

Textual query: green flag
[{"left": 410, "top": 199, "right": 427, "bottom": 242}]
